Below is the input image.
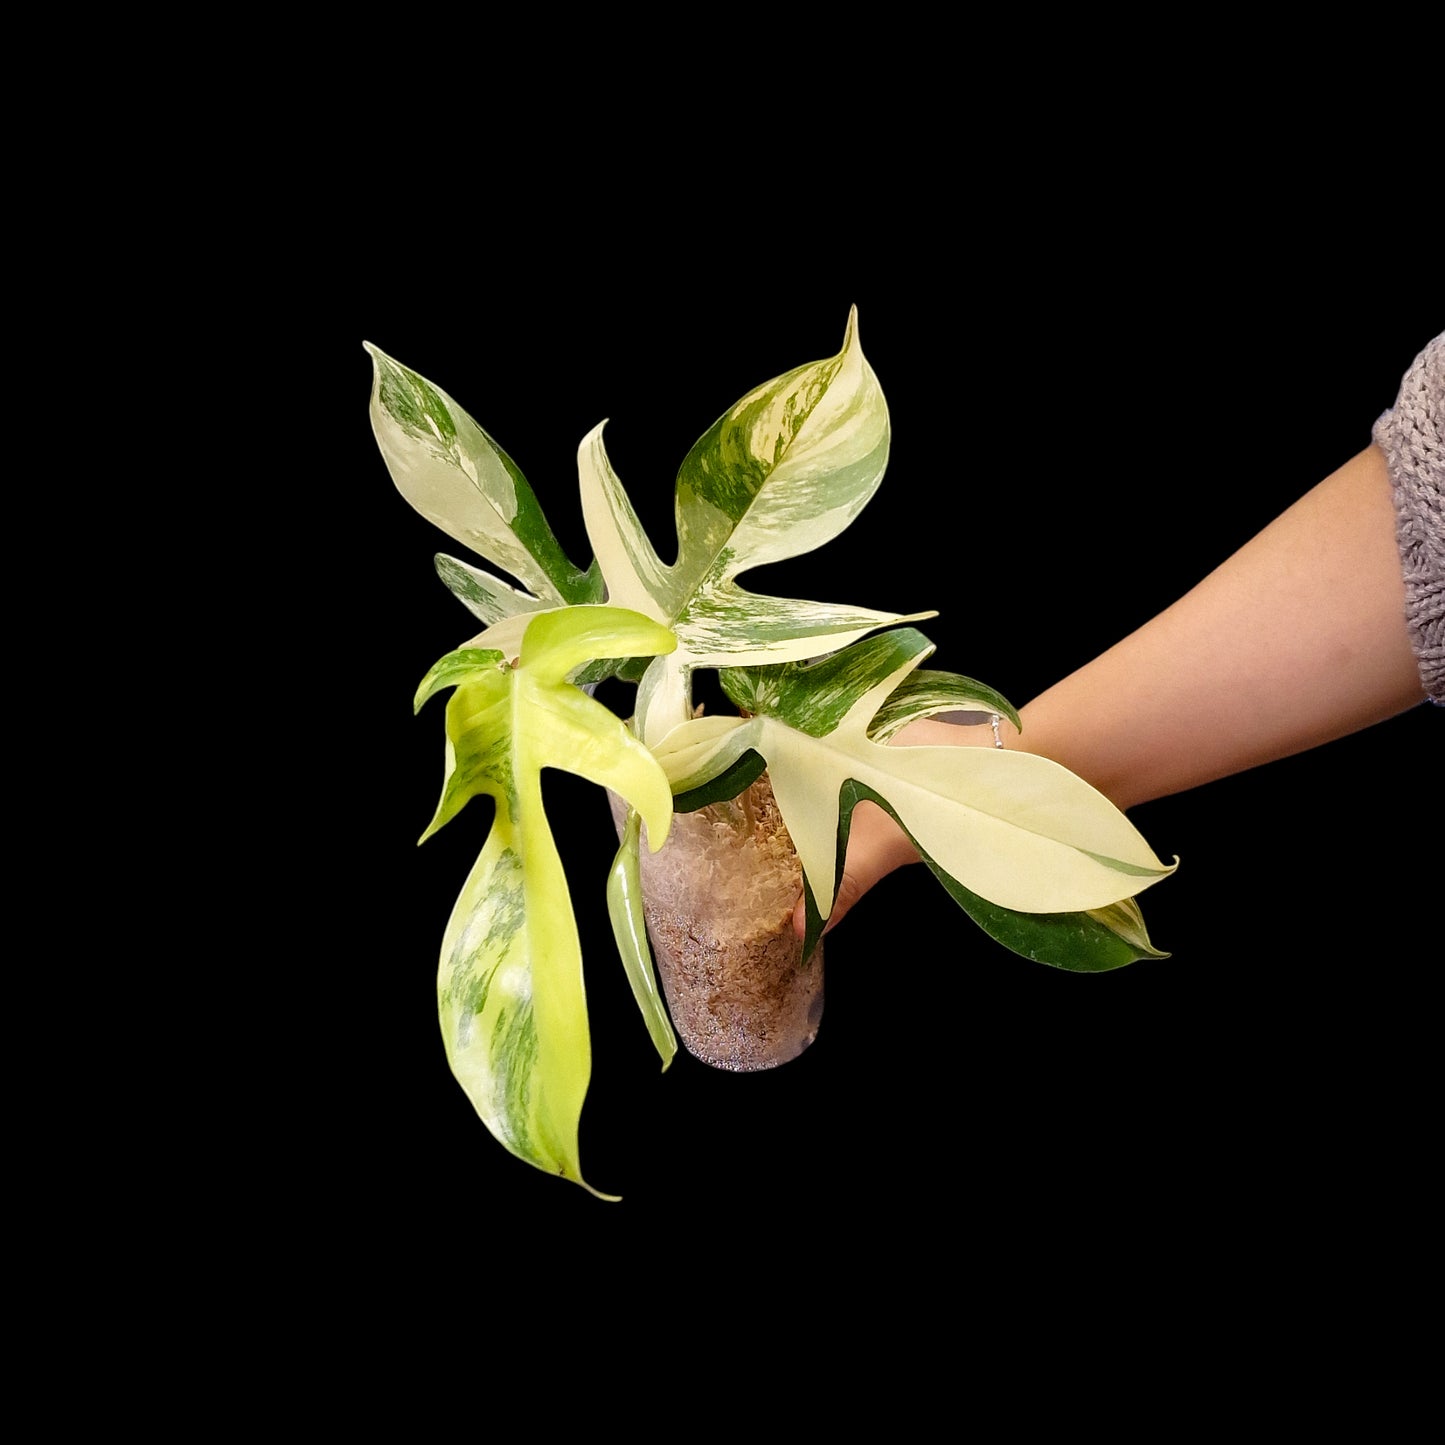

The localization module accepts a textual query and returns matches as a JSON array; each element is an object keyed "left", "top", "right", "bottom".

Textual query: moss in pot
[
  {"left": 605, "top": 767, "right": 821, "bottom": 1075},
  {"left": 368, "top": 309, "right": 1175, "bottom": 1199}
]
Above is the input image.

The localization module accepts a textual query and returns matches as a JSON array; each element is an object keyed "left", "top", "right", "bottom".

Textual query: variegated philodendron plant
[{"left": 368, "top": 309, "right": 1176, "bottom": 1199}]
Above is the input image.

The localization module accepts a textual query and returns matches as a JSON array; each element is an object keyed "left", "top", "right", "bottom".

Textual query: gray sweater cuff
[{"left": 1371, "top": 332, "right": 1444, "bottom": 704}]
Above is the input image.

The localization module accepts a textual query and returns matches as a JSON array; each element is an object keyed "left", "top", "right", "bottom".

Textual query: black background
[{"left": 298, "top": 183, "right": 1437, "bottom": 1280}]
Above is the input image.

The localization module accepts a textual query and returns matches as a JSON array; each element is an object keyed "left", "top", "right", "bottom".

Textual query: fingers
[
  {"left": 786, "top": 717, "right": 1003, "bottom": 941},
  {"left": 790, "top": 799, "right": 922, "bottom": 939}
]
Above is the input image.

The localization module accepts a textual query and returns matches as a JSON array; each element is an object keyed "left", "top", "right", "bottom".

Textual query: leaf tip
[{"left": 579, "top": 1180, "right": 623, "bottom": 1203}]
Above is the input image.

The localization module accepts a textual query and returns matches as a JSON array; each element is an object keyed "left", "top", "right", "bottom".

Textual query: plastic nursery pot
[{"left": 608, "top": 772, "right": 824, "bottom": 1072}]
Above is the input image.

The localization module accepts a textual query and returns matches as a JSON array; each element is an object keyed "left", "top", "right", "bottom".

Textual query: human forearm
[
  {"left": 1008, "top": 443, "right": 1423, "bottom": 810},
  {"left": 794, "top": 442, "right": 1427, "bottom": 939}
]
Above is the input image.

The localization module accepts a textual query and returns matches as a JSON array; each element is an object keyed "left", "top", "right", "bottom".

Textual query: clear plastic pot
[{"left": 608, "top": 773, "right": 824, "bottom": 1072}]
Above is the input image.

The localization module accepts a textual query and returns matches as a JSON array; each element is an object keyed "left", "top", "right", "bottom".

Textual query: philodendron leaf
[
  {"left": 652, "top": 628, "right": 1176, "bottom": 969},
  {"left": 453, "top": 606, "right": 622, "bottom": 692},
  {"left": 367, "top": 342, "right": 603, "bottom": 610},
  {"left": 864, "top": 669, "right": 1021, "bottom": 742},
  {"left": 578, "top": 307, "right": 934, "bottom": 745},
  {"left": 606, "top": 808, "right": 677, "bottom": 1069},
  {"left": 433, "top": 552, "right": 554, "bottom": 629},
  {"left": 833, "top": 780, "right": 1170, "bottom": 972},
  {"left": 416, "top": 606, "right": 676, "bottom": 1197},
  {"left": 432, "top": 558, "right": 619, "bottom": 705}
]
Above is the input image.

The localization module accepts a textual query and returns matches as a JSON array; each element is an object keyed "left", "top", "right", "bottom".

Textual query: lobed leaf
[
  {"left": 864, "top": 669, "right": 1021, "bottom": 742},
  {"left": 845, "top": 781, "right": 1170, "bottom": 971},
  {"left": 605, "top": 809, "right": 678, "bottom": 1069},
  {"left": 418, "top": 607, "right": 676, "bottom": 1194},
  {"left": 577, "top": 307, "right": 930, "bottom": 745},
  {"left": 433, "top": 552, "right": 558, "bottom": 629},
  {"left": 655, "top": 629, "right": 1175, "bottom": 970},
  {"left": 367, "top": 342, "right": 599, "bottom": 608}
]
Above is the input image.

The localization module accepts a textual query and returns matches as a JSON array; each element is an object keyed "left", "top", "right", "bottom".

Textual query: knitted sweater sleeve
[{"left": 1371, "top": 332, "right": 1444, "bottom": 704}]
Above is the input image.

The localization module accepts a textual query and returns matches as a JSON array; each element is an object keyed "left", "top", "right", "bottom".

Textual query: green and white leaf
[
  {"left": 863, "top": 669, "right": 1021, "bottom": 742},
  {"left": 837, "top": 780, "right": 1170, "bottom": 972},
  {"left": 577, "top": 307, "right": 933, "bottom": 745},
  {"left": 653, "top": 628, "right": 1175, "bottom": 949},
  {"left": 416, "top": 606, "right": 676, "bottom": 1196},
  {"left": 434, "top": 552, "right": 556, "bottom": 629},
  {"left": 367, "top": 342, "right": 601, "bottom": 608},
  {"left": 456, "top": 606, "right": 624, "bottom": 691},
  {"left": 606, "top": 808, "right": 677, "bottom": 1069}
]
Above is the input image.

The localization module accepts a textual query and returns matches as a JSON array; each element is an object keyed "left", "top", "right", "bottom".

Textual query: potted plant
[{"left": 366, "top": 309, "right": 1175, "bottom": 1199}]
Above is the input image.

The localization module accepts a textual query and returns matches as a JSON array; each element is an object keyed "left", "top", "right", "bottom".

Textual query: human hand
[
  {"left": 789, "top": 716, "right": 1003, "bottom": 940},
  {"left": 788, "top": 796, "right": 920, "bottom": 939}
]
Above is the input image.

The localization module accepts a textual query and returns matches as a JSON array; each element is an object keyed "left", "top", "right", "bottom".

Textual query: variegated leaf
[
  {"left": 434, "top": 552, "right": 554, "bottom": 629},
  {"left": 417, "top": 607, "right": 676, "bottom": 1196},
  {"left": 672, "top": 304, "right": 891, "bottom": 584},
  {"left": 606, "top": 808, "right": 677, "bottom": 1069},
  {"left": 577, "top": 308, "right": 931, "bottom": 745},
  {"left": 456, "top": 607, "right": 620, "bottom": 691},
  {"left": 367, "top": 342, "right": 601, "bottom": 608},
  {"left": 653, "top": 629, "right": 1175, "bottom": 967},
  {"left": 864, "top": 669, "right": 1021, "bottom": 742},
  {"left": 838, "top": 781, "right": 1170, "bottom": 972}
]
